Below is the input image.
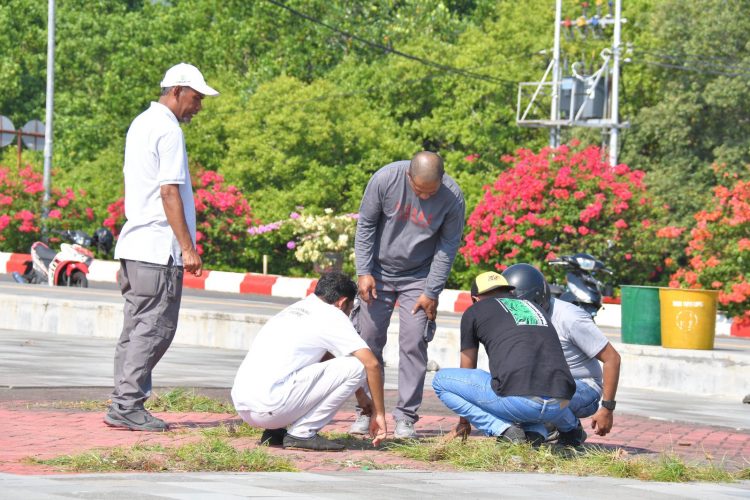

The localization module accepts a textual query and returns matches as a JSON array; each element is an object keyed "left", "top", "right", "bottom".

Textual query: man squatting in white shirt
[{"left": 231, "top": 272, "right": 388, "bottom": 451}]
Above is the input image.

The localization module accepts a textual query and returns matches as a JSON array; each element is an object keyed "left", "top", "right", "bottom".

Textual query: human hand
[
  {"left": 182, "top": 247, "right": 203, "bottom": 277},
  {"left": 358, "top": 275, "right": 377, "bottom": 303},
  {"left": 369, "top": 413, "right": 388, "bottom": 446},
  {"left": 412, "top": 294, "right": 437, "bottom": 321},
  {"left": 590, "top": 408, "right": 613, "bottom": 436},
  {"left": 443, "top": 418, "right": 471, "bottom": 442},
  {"left": 356, "top": 392, "right": 374, "bottom": 417}
]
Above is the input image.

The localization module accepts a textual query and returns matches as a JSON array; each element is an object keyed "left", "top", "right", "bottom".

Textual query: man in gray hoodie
[{"left": 350, "top": 151, "right": 465, "bottom": 438}]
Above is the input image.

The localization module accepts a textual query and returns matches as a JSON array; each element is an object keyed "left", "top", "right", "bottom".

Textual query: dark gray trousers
[
  {"left": 111, "top": 258, "right": 183, "bottom": 409},
  {"left": 355, "top": 277, "right": 428, "bottom": 423}
]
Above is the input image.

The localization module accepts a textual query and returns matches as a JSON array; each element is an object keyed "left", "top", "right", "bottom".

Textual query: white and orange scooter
[{"left": 12, "top": 228, "right": 113, "bottom": 288}]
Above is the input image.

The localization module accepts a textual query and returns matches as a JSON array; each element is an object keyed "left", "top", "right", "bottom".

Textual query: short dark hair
[
  {"left": 160, "top": 86, "right": 173, "bottom": 96},
  {"left": 314, "top": 271, "right": 357, "bottom": 304}
]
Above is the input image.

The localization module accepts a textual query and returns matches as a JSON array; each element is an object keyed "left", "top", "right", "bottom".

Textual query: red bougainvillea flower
[
  {"left": 460, "top": 144, "right": 670, "bottom": 285},
  {"left": 668, "top": 170, "right": 749, "bottom": 320}
]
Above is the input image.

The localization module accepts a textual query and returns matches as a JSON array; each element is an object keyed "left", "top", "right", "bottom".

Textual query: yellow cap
[{"left": 472, "top": 271, "right": 515, "bottom": 295}]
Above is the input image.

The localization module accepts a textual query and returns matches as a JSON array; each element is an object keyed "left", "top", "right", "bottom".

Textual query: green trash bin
[{"left": 620, "top": 285, "right": 661, "bottom": 345}]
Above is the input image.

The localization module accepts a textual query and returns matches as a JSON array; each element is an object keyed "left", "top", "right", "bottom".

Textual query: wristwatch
[{"left": 601, "top": 400, "right": 616, "bottom": 411}]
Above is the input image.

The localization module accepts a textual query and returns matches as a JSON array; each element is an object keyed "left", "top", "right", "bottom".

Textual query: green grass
[
  {"left": 29, "top": 437, "right": 296, "bottom": 473},
  {"left": 145, "top": 388, "right": 236, "bottom": 414},
  {"left": 200, "top": 421, "right": 263, "bottom": 439},
  {"left": 28, "top": 389, "right": 236, "bottom": 413},
  {"left": 27, "top": 400, "right": 109, "bottom": 411},
  {"left": 387, "top": 438, "right": 743, "bottom": 482}
]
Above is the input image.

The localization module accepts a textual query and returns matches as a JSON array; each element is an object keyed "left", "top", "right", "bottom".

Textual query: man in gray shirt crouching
[{"left": 350, "top": 151, "right": 465, "bottom": 439}]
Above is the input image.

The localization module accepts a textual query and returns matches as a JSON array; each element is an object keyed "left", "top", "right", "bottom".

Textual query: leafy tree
[
  {"left": 220, "top": 75, "right": 414, "bottom": 220},
  {"left": 619, "top": 0, "right": 750, "bottom": 224}
]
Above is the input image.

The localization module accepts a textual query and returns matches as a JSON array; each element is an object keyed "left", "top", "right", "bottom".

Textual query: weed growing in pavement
[
  {"left": 319, "top": 431, "right": 382, "bottom": 451},
  {"left": 28, "top": 437, "right": 296, "bottom": 473},
  {"left": 200, "top": 421, "right": 262, "bottom": 439},
  {"left": 27, "top": 400, "right": 109, "bottom": 411},
  {"left": 26, "top": 388, "right": 235, "bottom": 414},
  {"left": 386, "top": 438, "right": 742, "bottom": 482},
  {"left": 322, "top": 458, "right": 404, "bottom": 470},
  {"left": 145, "top": 388, "right": 236, "bottom": 414}
]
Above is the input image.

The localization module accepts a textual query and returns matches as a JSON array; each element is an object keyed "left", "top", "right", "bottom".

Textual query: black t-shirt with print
[{"left": 460, "top": 293, "right": 575, "bottom": 400}]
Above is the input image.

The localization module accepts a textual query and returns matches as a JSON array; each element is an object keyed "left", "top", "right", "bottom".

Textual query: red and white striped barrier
[
  {"left": 0, "top": 252, "right": 473, "bottom": 310},
  {"left": 1, "top": 252, "right": 744, "bottom": 337}
]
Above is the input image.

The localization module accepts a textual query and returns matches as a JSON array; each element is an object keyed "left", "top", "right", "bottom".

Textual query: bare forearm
[
  {"left": 365, "top": 365, "right": 386, "bottom": 416},
  {"left": 601, "top": 358, "right": 620, "bottom": 401},
  {"left": 161, "top": 186, "right": 193, "bottom": 251}
]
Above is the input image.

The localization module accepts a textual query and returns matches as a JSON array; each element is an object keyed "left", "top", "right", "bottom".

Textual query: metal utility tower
[{"left": 517, "top": 0, "right": 627, "bottom": 166}]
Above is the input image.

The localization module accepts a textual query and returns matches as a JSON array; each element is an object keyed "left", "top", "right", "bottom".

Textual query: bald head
[
  {"left": 408, "top": 151, "right": 444, "bottom": 184},
  {"left": 406, "top": 151, "right": 444, "bottom": 200}
]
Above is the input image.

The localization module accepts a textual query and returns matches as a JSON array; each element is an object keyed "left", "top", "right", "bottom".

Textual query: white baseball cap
[{"left": 160, "top": 63, "right": 219, "bottom": 96}]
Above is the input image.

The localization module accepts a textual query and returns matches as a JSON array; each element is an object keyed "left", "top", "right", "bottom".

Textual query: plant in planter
[{"left": 285, "top": 208, "right": 357, "bottom": 274}]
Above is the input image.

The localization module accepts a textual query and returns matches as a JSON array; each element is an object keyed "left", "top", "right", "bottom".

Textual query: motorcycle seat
[{"left": 33, "top": 243, "right": 57, "bottom": 263}]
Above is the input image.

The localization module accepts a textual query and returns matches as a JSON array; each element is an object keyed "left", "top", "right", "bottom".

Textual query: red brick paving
[{"left": 1, "top": 404, "right": 748, "bottom": 475}]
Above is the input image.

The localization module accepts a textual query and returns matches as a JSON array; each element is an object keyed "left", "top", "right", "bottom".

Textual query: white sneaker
[
  {"left": 349, "top": 414, "right": 370, "bottom": 435},
  {"left": 394, "top": 419, "right": 418, "bottom": 439}
]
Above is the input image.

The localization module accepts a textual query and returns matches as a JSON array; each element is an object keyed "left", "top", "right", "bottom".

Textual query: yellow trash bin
[{"left": 658, "top": 288, "right": 718, "bottom": 350}]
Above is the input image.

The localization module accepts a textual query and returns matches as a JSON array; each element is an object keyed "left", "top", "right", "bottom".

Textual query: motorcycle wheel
[{"left": 69, "top": 270, "right": 89, "bottom": 288}]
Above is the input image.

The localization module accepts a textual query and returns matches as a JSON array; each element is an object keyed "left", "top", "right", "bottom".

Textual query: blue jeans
[
  {"left": 432, "top": 368, "right": 578, "bottom": 438},
  {"left": 568, "top": 378, "right": 602, "bottom": 418}
]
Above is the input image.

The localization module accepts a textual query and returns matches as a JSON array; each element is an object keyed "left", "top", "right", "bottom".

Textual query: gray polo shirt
[
  {"left": 549, "top": 298, "right": 609, "bottom": 388},
  {"left": 355, "top": 160, "right": 465, "bottom": 298}
]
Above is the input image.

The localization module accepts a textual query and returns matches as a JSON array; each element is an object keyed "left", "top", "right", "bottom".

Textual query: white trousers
[{"left": 238, "top": 356, "right": 365, "bottom": 438}]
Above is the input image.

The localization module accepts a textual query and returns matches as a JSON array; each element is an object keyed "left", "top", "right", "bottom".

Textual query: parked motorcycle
[
  {"left": 547, "top": 252, "right": 613, "bottom": 317},
  {"left": 12, "top": 228, "right": 113, "bottom": 288}
]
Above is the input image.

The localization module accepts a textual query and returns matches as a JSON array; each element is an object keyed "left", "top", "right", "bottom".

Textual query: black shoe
[
  {"left": 558, "top": 421, "right": 587, "bottom": 447},
  {"left": 496, "top": 424, "right": 526, "bottom": 444},
  {"left": 282, "top": 433, "right": 345, "bottom": 452},
  {"left": 525, "top": 431, "right": 546, "bottom": 447},
  {"left": 260, "top": 428, "right": 287, "bottom": 446},
  {"left": 104, "top": 404, "right": 169, "bottom": 432}
]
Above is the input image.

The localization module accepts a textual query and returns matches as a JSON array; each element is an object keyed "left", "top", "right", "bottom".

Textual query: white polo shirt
[
  {"left": 231, "top": 294, "right": 369, "bottom": 413},
  {"left": 114, "top": 102, "right": 196, "bottom": 266}
]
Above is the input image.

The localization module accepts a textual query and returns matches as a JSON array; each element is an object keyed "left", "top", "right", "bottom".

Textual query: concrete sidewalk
[{"left": 2, "top": 471, "right": 748, "bottom": 500}]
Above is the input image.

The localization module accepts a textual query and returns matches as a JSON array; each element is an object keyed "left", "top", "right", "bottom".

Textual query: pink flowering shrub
[
  {"left": 460, "top": 144, "right": 676, "bottom": 286},
  {"left": 669, "top": 165, "right": 750, "bottom": 324},
  {"left": 0, "top": 164, "right": 98, "bottom": 252},
  {"left": 104, "top": 169, "right": 259, "bottom": 271}
]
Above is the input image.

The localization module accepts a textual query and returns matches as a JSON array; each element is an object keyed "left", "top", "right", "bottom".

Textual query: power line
[
  {"left": 631, "top": 49, "right": 750, "bottom": 75},
  {"left": 632, "top": 48, "right": 750, "bottom": 67},
  {"left": 633, "top": 59, "right": 750, "bottom": 79},
  {"left": 278, "top": 58, "right": 530, "bottom": 107},
  {"left": 264, "top": 0, "right": 514, "bottom": 86}
]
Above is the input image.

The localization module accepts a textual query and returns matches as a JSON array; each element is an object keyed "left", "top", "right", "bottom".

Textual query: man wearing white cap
[{"left": 106, "top": 63, "right": 219, "bottom": 432}]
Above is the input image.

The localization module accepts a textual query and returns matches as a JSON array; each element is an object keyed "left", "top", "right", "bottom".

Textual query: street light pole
[
  {"left": 42, "top": 0, "right": 55, "bottom": 229},
  {"left": 549, "top": 0, "right": 562, "bottom": 149},
  {"left": 609, "top": 0, "right": 622, "bottom": 167}
]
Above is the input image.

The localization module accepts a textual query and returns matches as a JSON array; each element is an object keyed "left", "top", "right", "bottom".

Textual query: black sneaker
[
  {"left": 282, "top": 433, "right": 345, "bottom": 452},
  {"left": 525, "top": 431, "right": 546, "bottom": 447},
  {"left": 260, "top": 428, "right": 287, "bottom": 446},
  {"left": 558, "top": 421, "right": 587, "bottom": 447},
  {"left": 496, "top": 424, "right": 526, "bottom": 444},
  {"left": 104, "top": 404, "right": 169, "bottom": 432}
]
